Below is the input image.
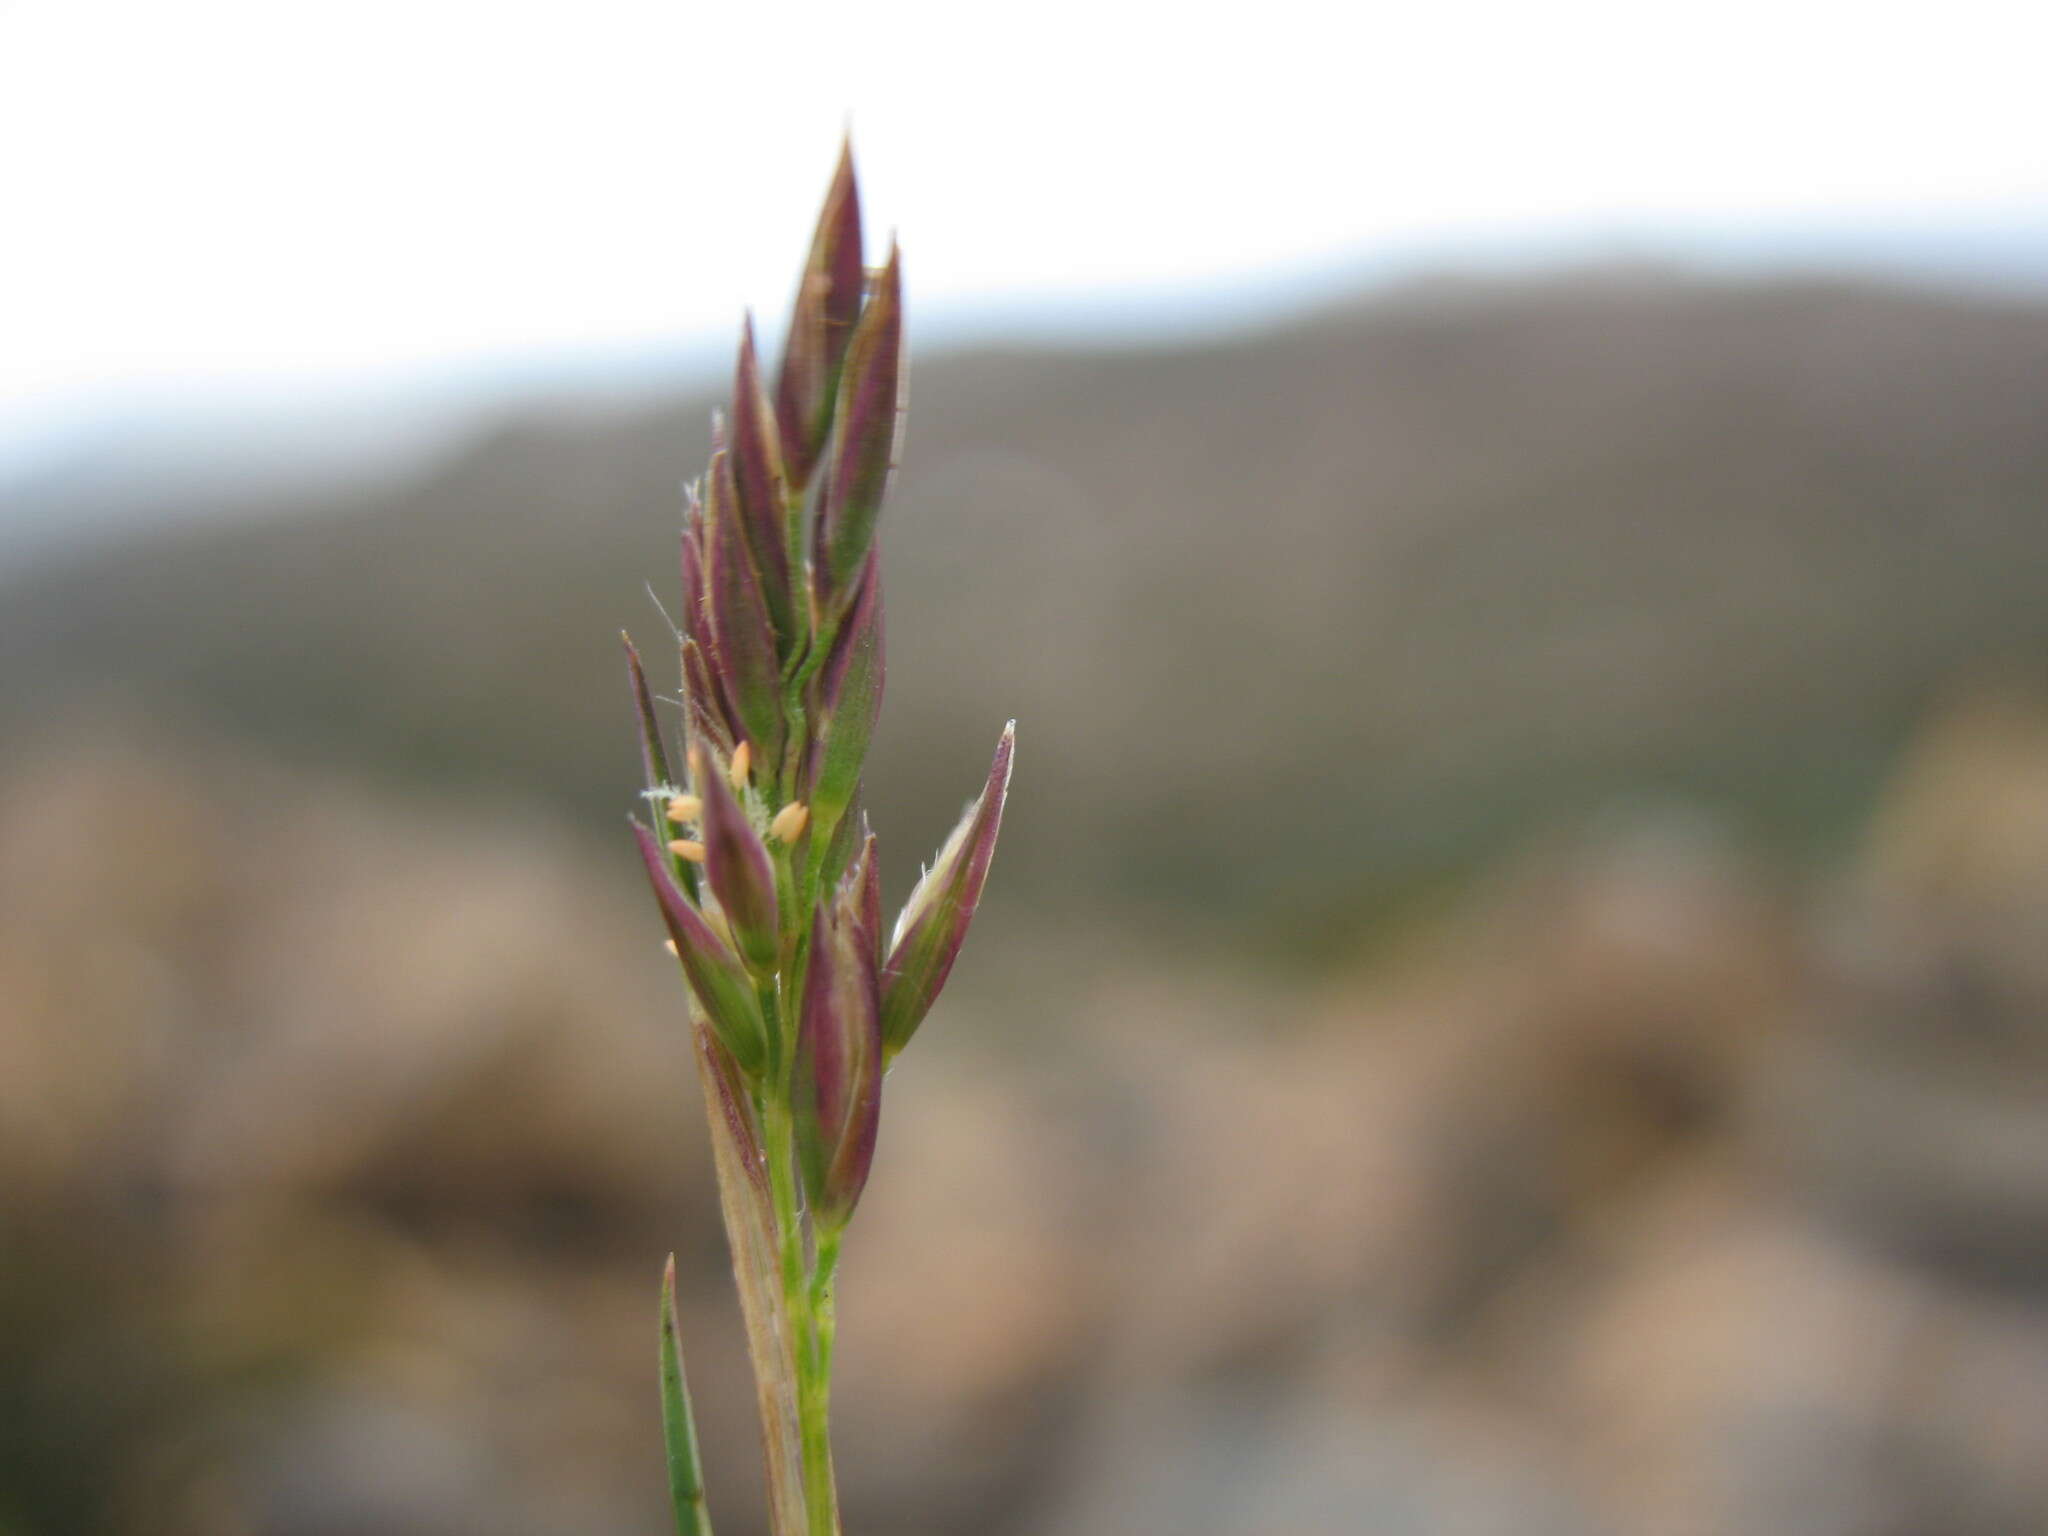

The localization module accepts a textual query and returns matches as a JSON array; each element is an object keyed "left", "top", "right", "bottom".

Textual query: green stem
[
  {"left": 811, "top": 1228, "right": 842, "bottom": 1386},
  {"left": 762, "top": 1094, "right": 839, "bottom": 1536},
  {"left": 800, "top": 1228, "right": 842, "bottom": 1534}
]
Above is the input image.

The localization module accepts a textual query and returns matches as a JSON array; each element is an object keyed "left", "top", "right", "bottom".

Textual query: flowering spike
[
  {"left": 775, "top": 142, "right": 864, "bottom": 491},
  {"left": 623, "top": 148, "right": 1017, "bottom": 1523},
  {"left": 796, "top": 901, "right": 883, "bottom": 1228},
  {"left": 704, "top": 450, "right": 785, "bottom": 769},
  {"left": 814, "top": 246, "right": 904, "bottom": 610},
  {"left": 732, "top": 317, "right": 796, "bottom": 642},
  {"left": 633, "top": 822, "right": 768, "bottom": 1075},
  {"left": 692, "top": 744, "right": 781, "bottom": 977},
  {"left": 805, "top": 549, "right": 883, "bottom": 846},
  {"left": 879, "top": 723, "right": 1014, "bottom": 1056}
]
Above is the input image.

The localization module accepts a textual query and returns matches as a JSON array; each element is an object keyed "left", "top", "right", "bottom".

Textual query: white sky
[{"left": 3, "top": 0, "right": 2045, "bottom": 444}]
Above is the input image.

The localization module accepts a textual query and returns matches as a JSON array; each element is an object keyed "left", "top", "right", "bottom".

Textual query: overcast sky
[{"left": 3, "top": 0, "right": 2045, "bottom": 459}]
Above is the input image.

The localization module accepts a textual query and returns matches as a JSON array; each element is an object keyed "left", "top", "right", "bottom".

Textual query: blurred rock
[
  {"left": 6, "top": 694, "right": 2048, "bottom": 1534},
  {"left": 1766, "top": 683, "right": 2048, "bottom": 1285}
]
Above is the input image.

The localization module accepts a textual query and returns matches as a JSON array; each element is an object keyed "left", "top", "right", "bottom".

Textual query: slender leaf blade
[{"left": 660, "top": 1255, "right": 715, "bottom": 1536}]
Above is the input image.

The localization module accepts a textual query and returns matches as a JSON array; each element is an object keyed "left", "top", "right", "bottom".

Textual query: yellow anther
[
  {"left": 728, "top": 740, "right": 753, "bottom": 787},
  {"left": 770, "top": 802, "right": 810, "bottom": 843},
  {"left": 665, "top": 794, "right": 703, "bottom": 825},
  {"left": 662, "top": 938, "right": 679, "bottom": 957},
  {"left": 667, "top": 838, "right": 707, "bottom": 863}
]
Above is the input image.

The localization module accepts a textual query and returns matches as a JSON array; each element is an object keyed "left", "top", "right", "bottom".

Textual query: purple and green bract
[{"left": 623, "top": 145, "right": 1014, "bottom": 1536}]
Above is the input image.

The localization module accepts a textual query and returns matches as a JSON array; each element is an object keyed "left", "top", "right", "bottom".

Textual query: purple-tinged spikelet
[
  {"left": 795, "top": 896, "right": 883, "bottom": 1228},
  {"left": 813, "top": 247, "right": 903, "bottom": 613},
  {"left": 677, "top": 637, "right": 732, "bottom": 755},
  {"left": 634, "top": 822, "right": 768, "bottom": 1073},
  {"left": 731, "top": 317, "right": 796, "bottom": 643},
  {"left": 690, "top": 743, "right": 781, "bottom": 977},
  {"left": 775, "top": 143, "right": 864, "bottom": 491},
  {"left": 703, "top": 450, "right": 785, "bottom": 770},
  {"left": 879, "top": 723, "right": 1015, "bottom": 1057},
  {"left": 805, "top": 548, "right": 883, "bottom": 840},
  {"left": 622, "top": 633, "right": 674, "bottom": 801}
]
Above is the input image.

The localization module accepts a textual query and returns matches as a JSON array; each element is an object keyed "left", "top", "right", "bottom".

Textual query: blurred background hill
[{"left": 9, "top": 272, "right": 2048, "bottom": 942}]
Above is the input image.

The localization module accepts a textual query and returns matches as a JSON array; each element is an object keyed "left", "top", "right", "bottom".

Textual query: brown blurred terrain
[{"left": 5, "top": 271, "right": 2048, "bottom": 1535}]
